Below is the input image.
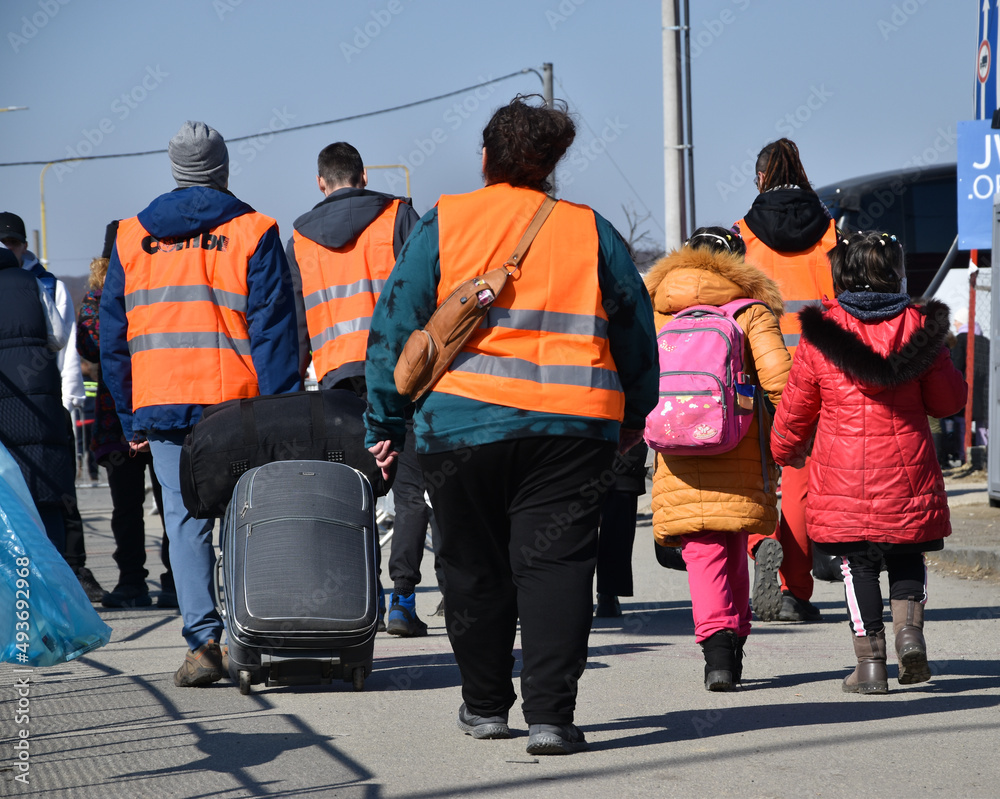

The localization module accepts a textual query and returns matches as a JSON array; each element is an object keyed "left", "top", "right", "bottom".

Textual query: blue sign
[
  {"left": 975, "top": 0, "right": 999, "bottom": 120},
  {"left": 958, "top": 119, "right": 999, "bottom": 249}
]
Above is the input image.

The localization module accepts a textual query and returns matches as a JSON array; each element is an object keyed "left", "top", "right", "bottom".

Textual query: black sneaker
[
  {"left": 526, "top": 723, "right": 587, "bottom": 755},
  {"left": 101, "top": 585, "right": 152, "bottom": 608},
  {"left": 751, "top": 538, "right": 783, "bottom": 621},
  {"left": 76, "top": 567, "right": 106, "bottom": 603},
  {"left": 156, "top": 590, "right": 179, "bottom": 609},
  {"left": 457, "top": 703, "right": 511, "bottom": 739},
  {"left": 777, "top": 592, "right": 822, "bottom": 622}
]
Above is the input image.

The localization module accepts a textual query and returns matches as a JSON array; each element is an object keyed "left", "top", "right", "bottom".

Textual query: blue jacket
[{"left": 101, "top": 186, "right": 301, "bottom": 438}]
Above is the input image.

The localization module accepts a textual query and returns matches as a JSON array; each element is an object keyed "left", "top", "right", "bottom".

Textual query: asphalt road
[{"left": 1, "top": 480, "right": 998, "bottom": 798}]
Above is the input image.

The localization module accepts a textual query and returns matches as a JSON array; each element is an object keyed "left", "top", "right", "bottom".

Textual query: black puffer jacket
[{"left": 0, "top": 258, "right": 74, "bottom": 507}]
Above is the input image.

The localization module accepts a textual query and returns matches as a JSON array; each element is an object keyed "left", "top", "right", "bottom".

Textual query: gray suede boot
[
  {"left": 842, "top": 631, "right": 888, "bottom": 694},
  {"left": 892, "top": 597, "right": 930, "bottom": 685}
]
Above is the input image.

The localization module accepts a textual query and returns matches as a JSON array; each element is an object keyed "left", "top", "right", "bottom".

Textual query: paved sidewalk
[{"left": 2, "top": 479, "right": 998, "bottom": 798}]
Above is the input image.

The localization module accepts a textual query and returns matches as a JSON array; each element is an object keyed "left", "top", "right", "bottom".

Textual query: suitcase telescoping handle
[
  {"left": 239, "top": 391, "right": 328, "bottom": 448},
  {"left": 213, "top": 554, "right": 226, "bottom": 621}
]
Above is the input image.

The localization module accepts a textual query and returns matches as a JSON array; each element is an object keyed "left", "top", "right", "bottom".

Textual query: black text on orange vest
[{"left": 141, "top": 232, "right": 229, "bottom": 254}]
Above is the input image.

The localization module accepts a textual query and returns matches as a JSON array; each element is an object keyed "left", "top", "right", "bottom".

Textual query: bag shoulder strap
[
  {"left": 720, "top": 298, "right": 766, "bottom": 316},
  {"left": 505, "top": 195, "right": 557, "bottom": 271}
]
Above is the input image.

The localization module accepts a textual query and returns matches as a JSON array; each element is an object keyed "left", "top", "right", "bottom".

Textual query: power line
[{"left": 0, "top": 71, "right": 528, "bottom": 168}]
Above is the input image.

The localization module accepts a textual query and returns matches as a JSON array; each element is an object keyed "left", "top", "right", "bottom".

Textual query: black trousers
[
  {"left": 420, "top": 436, "right": 616, "bottom": 725},
  {"left": 102, "top": 450, "right": 171, "bottom": 590},
  {"left": 388, "top": 422, "right": 444, "bottom": 596},
  {"left": 842, "top": 551, "right": 927, "bottom": 636},
  {"left": 596, "top": 490, "right": 638, "bottom": 597},
  {"left": 61, "top": 410, "right": 86, "bottom": 570}
]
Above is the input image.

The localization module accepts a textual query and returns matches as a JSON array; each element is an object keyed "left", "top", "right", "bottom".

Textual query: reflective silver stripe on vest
[
  {"left": 128, "top": 331, "right": 252, "bottom": 357},
  {"left": 450, "top": 352, "right": 622, "bottom": 392},
  {"left": 481, "top": 307, "right": 608, "bottom": 339},
  {"left": 125, "top": 285, "right": 248, "bottom": 314},
  {"left": 783, "top": 300, "right": 820, "bottom": 313},
  {"left": 783, "top": 333, "right": 800, "bottom": 348},
  {"left": 304, "top": 279, "right": 385, "bottom": 311},
  {"left": 310, "top": 317, "right": 371, "bottom": 351}
]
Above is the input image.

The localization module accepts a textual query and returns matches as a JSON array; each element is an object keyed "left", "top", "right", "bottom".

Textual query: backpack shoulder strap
[{"left": 720, "top": 298, "right": 766, "bottom": 317}]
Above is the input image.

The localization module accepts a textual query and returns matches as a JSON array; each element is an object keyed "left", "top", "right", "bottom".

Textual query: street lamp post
[{"left": 365, "top": 164, "right": 411, "bottom": 197}]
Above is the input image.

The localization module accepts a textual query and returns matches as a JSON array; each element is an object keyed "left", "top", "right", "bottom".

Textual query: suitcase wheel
[
  {"left": 239, "top": 670, "right": 253, "bottom": 696},
  {"left": 352, "top": 668, "right": 365, "bottom": 692}
]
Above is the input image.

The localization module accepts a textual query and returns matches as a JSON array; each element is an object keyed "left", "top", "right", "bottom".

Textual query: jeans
[{"left": 149, "top": 432, "right": 222, "bottom": 650}]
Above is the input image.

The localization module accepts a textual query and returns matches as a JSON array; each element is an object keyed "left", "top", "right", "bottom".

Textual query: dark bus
[{"left": 815, "top": 163, "right": 962, "bottom": 298}]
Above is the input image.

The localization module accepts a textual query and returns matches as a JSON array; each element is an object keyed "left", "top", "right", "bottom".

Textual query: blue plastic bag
[{"left": 0, "top": 441, "right": 112, "bottom": 667}]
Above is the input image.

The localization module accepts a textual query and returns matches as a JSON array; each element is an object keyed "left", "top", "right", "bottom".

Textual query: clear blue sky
[{"left": 0, "top": 0, "right": 973, "bottom": 278}]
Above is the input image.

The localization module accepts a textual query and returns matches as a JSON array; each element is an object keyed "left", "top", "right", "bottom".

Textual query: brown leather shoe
[
  {"left": 842, "top": 631, "right": 888, "bottom": 694},
  {"left": 174, "top": 640, "right": 225, "bottom": 687},
  {"left": 892, "top": 597, "right": 930, "bottom": 685}
]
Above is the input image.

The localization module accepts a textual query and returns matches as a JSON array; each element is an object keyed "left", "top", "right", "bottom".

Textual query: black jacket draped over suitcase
[{"left": 180, "top": 388, "right": 392, "bottom": 518}]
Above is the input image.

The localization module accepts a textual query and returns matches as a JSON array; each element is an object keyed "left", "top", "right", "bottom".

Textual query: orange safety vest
[
  {"left": 737, "top": 217, "right": 838, "bottom": 354},
  {"left": 116, "top": 212, "right": 273, "bottom": 409},
  {"left": 434, "top": 185, "right": 624, "bottom": 422},
  {"left": 293, "top": 199, "right": 401, "bottom": 381}
]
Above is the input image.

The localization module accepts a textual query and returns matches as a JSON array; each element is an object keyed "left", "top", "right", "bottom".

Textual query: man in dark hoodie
[
  {"left": 101, "top": 121, "right": 301, "bottom": 687},
  {"left": 734, "top": 138, "right": 839, "bottom": 624},
  {"left": 287, "top": 142, "right": 436, "bottom": 637}
]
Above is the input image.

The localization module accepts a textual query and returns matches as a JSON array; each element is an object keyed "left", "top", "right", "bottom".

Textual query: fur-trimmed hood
[
  {"left": 644, "top": 246, "right": 785, "bottom": 317},
  {"left": 798, "top": 298, "right": 950, "bottom": 389}
]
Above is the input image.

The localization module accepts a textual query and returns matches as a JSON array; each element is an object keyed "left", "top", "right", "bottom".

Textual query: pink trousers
[{"left": 681, "top": 529, "right": 752, "bottom": 643}]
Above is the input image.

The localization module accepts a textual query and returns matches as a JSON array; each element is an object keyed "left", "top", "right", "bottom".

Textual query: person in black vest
[
  {"left": 0, "top": 239, "right": 74, "bottom": 551},
  {"left": 0, "top": 211, "right": 105, "bottom": 602}
]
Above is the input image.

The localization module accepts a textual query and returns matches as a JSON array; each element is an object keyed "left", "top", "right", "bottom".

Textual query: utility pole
[
  {"left": 542, "top": 62, "right": 556, "bottom": 196},
  {"left": 662, "top": 1, "right": 686, "bottom": 251}
]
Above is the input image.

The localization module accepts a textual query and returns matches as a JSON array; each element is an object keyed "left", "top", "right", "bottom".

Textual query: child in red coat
[{"left": 770, "top": 231, "right": 967, "bottom": 694}]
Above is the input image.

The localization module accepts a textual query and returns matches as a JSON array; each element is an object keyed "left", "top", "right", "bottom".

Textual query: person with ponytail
[{"left": 734, "top": 138, "right": 839, "bottom": 624}]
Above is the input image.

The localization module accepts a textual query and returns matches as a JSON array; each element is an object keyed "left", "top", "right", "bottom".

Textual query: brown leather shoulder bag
[{"left": 393, "top": 195, "right": 557, "bottom": 401}]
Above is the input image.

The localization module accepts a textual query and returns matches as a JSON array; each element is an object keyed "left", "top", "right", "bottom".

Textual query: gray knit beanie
[{"left": 168, "top": 121, "right": 229, "bottom": 190}]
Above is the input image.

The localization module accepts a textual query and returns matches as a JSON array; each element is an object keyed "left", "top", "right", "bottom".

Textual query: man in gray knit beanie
[
  {"left": 168, "top": 121, "right": 229, "bottom": 190},
  {"left": 101, "top": 117, "right": 301, "bottom": 688}
]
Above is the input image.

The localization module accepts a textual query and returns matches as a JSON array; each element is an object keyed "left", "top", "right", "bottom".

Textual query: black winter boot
[
  {"left": 700, "top": 630, "right": 738, "bottom": 691},
  {"left": 734, "top": 635, "right": 747, "bottom": 684}
]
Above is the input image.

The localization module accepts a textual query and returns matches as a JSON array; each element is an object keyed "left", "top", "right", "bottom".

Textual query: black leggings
[{"left": 841, "top": 550, "right": 927, "bottom": 636}]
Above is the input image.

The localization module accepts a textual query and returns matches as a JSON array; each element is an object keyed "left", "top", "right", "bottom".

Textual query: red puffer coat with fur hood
[
  {"left": 770, "top": 298, "right": 967, "bottom": 546},
  {"left": 645, "top": 246, "right": 792, "bottom": 546}
]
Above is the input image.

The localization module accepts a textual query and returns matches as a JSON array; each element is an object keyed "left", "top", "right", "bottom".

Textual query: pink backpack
[{"left": 644, "top": 298, "right": 763, "bottom": 456}]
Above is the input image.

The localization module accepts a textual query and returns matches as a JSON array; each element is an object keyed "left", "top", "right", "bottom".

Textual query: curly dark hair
[
  {"left": 482, "top": 94, "right": 575, "bottom": 192},
  {"left": 829, "top": 230, "right": 905, "bottom": 294}
]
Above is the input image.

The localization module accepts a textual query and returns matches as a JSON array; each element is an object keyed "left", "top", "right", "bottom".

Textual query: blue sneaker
[{"left": 386, "top": 592, "right": 428, "bottom": 637}]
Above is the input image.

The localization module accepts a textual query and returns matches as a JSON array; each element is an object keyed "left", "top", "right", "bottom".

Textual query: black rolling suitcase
[{"left": 215, "top": 459, "right": 379, "bottom": 695}]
